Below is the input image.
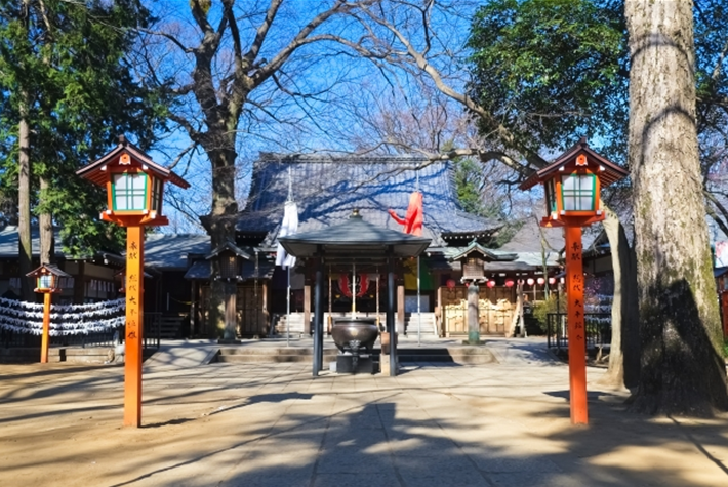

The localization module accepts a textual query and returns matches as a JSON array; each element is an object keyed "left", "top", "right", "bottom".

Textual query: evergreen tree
[{"left": 0, "top": 0, "right": 167, "bottom": 298}]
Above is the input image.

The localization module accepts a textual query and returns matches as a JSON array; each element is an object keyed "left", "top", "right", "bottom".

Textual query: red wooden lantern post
[
  {"left": 77, "top": 136, "right": 189, "bottom": 428},
  {"left": 27, "top": 264, "right": 71, "bottom": 363},
  {"left": 521, "top": 137, "right": 628, "bottom": 424}
]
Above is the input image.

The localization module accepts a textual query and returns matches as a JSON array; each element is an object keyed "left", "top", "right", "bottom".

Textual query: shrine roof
[
  {"left": 144, "top": 233, "right": 210, "bottom": 271},
  {"left": 237, "top": 154, "right": 501, "bottom": 247},
  {"left": 183, "top": 259, "right": 275, "bottom": 281}
]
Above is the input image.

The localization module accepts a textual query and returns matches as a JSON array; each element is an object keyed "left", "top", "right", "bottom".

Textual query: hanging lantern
[
  {"left": 537, "top": 277, "right": 545, "bottom": 285},
  {"left": 549, "top": 277, "right": 556, "bottom": 285},
  {"left": 446, "top": 279, "right": 456, "bottom": 289},
  {"left": 527, "top": 278, "right": 535, "bottom": 286},
  {"left": 504, "top": 279, "right": 515, "bottom": 288},
  {"left": 486, "top": 280, "right": 496, "bottom": 288}
]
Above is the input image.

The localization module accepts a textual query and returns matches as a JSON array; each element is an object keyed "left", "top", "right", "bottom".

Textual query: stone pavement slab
[{"left": 0, "top": 338, "right": 727, "bottom": 486}]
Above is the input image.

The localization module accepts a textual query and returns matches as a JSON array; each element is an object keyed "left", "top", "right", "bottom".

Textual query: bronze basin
[{"left": 331, "top": 318, "right": 378, "bottom": 354}]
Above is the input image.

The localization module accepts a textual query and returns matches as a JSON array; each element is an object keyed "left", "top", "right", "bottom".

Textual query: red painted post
[
  {"left": 123, "top": 226, "right": 144, "bottom": 428},
  {"left": 564, "top": 226, "right": 588, "bottom": 424},
  {"left": 40, "top": 292, "right": 51, "bottom": 364}
]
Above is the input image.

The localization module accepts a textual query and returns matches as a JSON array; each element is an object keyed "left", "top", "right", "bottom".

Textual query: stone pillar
[{"left": 466, "top": 282, "right": 482, "bottom": 344}]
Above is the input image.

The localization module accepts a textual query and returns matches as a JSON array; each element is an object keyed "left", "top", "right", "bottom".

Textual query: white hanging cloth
[{"left": 276, "top": 201, "right": 298, "bottom": 269}]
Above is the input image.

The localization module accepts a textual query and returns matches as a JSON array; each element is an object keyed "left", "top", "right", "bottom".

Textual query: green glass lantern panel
[
  {"left": 151, "top": 177, "right": 163, "bottom": 212},
  {"left": 545, "top": 178, "right": 557, "bottom": 213},
  {"left": 113, "top": 172, "right": 148, "bottom": 211},
  {"left": 561, "top": 173, "right": 596, "bottom": 211}
]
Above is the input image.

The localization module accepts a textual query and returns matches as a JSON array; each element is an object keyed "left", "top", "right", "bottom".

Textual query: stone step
[
  {"left": 215, "top": 347, "right": 495, "bottom": 365},
  {"left": 216, "top": 353, "right": 340, "bottom": 364},
  {"left": 0, "top": 346, "right": 156, "bottom": 364},
  {"left": 404, "top": 313, "right": 438, "bottom": 336},
  {"left": 0, "top": 348, "right": 62, "bottom": 364}
]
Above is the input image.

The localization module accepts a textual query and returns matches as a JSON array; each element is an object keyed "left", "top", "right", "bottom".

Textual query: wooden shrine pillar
[
  {"left": 73, "top": 261, "right": 85, "bottom": 304},
  {"left": 397, "top": 284, "right": 405, "bottom": 333},
  {"left": 261, "top": 282, "right": 269, "bottom": 336},
  {"left": 40, "top": 292, "right": 51, "bottom": 363},
  {"left": 565, "top": 226, "right": 588, "bottom": 424},
  {"left": 388, "top": 251, "right": 398, "bottom": 376},
  {"left": 124, "top": 226, "right": 144, "bottom": 428},
  {"left": 190, "top": 281, "right": 198, "bottom": 336},
  {"left": 313, "top": 249, "right": 324, "bottom": 376},
  {"left": 304, "top": 283, "right": 312, "bottom": 335}
]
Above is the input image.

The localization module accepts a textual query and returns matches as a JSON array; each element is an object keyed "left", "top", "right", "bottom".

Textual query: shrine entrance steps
[{"left": 214, "top": 345, "right": 496, "bottom": 365}]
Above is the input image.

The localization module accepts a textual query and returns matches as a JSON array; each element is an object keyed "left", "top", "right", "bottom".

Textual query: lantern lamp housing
[
  {"left": 76, "top": 135, "right": 190, "bottom": 228},
  {"left": 27, "top": 264, "right": 71, "bottom": 294},
  {"left": 520, "top": 137, "right": 629, "bottom": 228}
]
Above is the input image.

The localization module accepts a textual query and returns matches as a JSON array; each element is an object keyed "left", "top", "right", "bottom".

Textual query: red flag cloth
[{"left": 388, "top": 191, "right": 423, "bottom": 236}]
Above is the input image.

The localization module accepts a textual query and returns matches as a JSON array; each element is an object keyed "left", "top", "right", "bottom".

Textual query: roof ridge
[{"left": 258, "top": 152, "right": 433, "bottom": 164}]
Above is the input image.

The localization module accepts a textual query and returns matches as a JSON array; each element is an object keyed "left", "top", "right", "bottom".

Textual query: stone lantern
[{"left": 451, "top": 241, "right": 493, "bottom": 345}]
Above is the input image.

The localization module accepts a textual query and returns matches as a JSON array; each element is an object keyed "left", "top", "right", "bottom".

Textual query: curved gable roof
[{"left": 237, "top": 154, "right": 500, "bottom": 246}]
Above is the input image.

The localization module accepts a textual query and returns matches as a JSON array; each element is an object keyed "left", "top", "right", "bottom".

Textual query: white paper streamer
[{"left": 0, "top": 298, "right": 125, "bottom": 336}]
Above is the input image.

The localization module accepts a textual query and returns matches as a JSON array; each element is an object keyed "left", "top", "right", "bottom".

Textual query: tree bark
[
  {"left": 626, "top": 0, "right": 728, "bottom": 415},
  {"left": 18, "top": 93, "right": 33, "bottom": 301},
  {"left": 508, "top": 281, "right": 524, "bottom": 338},
  {"left": 199, "top": 146, "right": 240, "bottom": 339},
  {"left": 601, "top": 206, "right": 640, "bottom": 389},
  {"left": 39, "top": 176, "right": 54, "bottom": 265}
]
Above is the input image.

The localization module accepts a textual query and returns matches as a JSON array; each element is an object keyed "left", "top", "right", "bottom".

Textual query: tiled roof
[
  {"left": 499, "top": 220, "right": 565, "bottom": 253},
  {"left": 144, "top": 233, "right": 210, "bottom": 270},
  {"left": 0, "top": 226, "right": 123, "bottom": 264},
  {"left": 0, "top": 227, "right": 63, "bottom": 258},
  {"left": 237, "top": 154, "right": 500, "bottom": 246},
  {"left": 183, "top": 259, "right": 276, "bottom": 281}
]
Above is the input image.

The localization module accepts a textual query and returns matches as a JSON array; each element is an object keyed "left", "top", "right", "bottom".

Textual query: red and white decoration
[{"left": 338, "top": 274, "right": 374, "bottom": 298}]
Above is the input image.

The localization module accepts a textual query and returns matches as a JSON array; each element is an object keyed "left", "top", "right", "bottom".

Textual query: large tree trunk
[
  {"left": 18, "top": 94, "right": 33, "bottom": 301},
  {"left": 601, "top": 207, "right": 640, "bottom": 389},
  {"left": 39, "top": 176, "right": 54, "bottom": 265},
  {"left": 199, "top": 146, "right": 239, "bottom": 340},
  {"left": 626, "top": 0, "right": 728, "bottom": 415}
]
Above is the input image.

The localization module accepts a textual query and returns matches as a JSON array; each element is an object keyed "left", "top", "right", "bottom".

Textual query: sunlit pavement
[{"left": 1, "top": 337, "right": 727, "bottom": 486}]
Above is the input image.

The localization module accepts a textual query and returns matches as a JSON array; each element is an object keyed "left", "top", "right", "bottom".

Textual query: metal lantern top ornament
[
  {"left": 27, "top": 264, "right": 71, "bottom": 293},
  {"left": 76, "top": 135, "right": 190, "bottom": 227},
  {"left": 520, "top": 137, "right": 629, "bottom": 228}
]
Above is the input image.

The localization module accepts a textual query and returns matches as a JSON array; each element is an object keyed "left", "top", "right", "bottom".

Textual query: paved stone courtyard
[{"left": 1, "top": 337, "right": 727, "bottom": 486}]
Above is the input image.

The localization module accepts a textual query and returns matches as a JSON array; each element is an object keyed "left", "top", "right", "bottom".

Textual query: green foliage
[
  {"left": 0, "top": 0, "right": 168, "bottom": 255},
  {"left": 451, "top": 156, "right": 523, "bottom": 247},
  {"left": 453, "top": 157, "right": 492, "bottom": 216},
  {"left": 723, "top": 337, "right": 728, "bottom": 359},
  {"left": 467, "top": 0, "right": 628, "bottom": 160},
  {"left": 467, "top": 0, "right": 728, "bottom": 168},
  {"left": 532, "top": 293, "right": 565, "bottom": 332}
]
